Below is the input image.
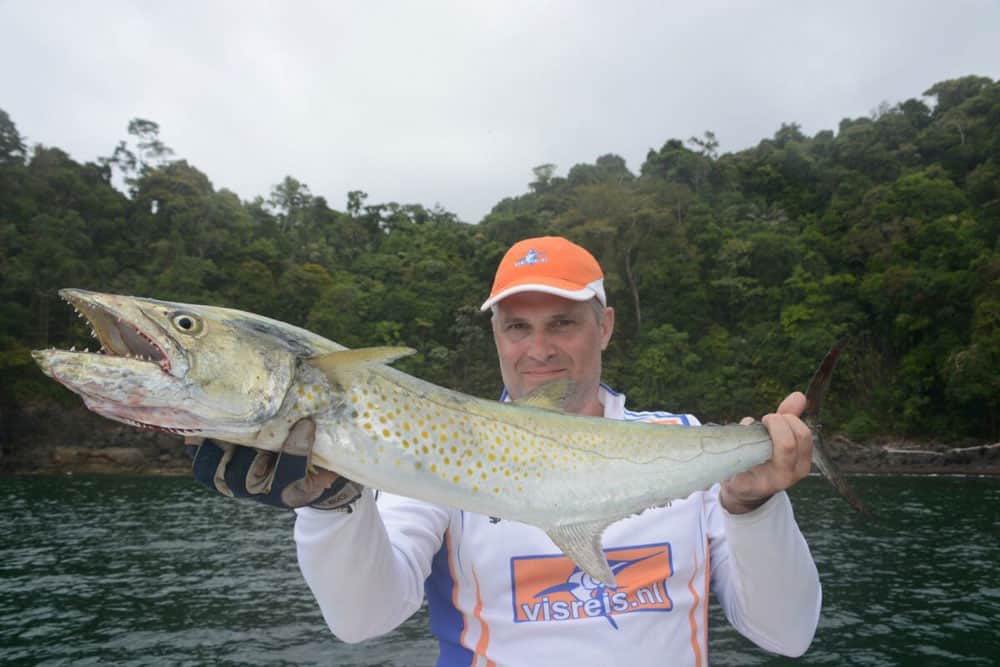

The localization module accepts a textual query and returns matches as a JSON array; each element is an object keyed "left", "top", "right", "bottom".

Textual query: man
[{"left": 196, "top": 236, "right": 821, "bottom": 665}]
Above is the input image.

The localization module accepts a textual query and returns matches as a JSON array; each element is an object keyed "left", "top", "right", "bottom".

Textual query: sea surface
[{"left": 1, "top": 474, "right": 998, "bottom": 666}]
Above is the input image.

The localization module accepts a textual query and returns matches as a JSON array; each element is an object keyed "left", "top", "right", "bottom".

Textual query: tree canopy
[{"left": 2, "top": 75, "right": 998, "bottom": 454}]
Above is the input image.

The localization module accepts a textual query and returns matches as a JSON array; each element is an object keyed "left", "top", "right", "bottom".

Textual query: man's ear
[{"left": 600, "top": 307, "right": 615, "bottom": 350}]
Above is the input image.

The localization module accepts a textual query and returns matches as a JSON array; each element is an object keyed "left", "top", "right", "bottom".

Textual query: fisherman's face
[{"left": 491, "top": 292, "right": 614, "bottom": 417}]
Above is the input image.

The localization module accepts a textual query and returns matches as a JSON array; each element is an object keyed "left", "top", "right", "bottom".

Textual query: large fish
[{"left": 33, "top": 289, "right": 866, "bottom": 585}]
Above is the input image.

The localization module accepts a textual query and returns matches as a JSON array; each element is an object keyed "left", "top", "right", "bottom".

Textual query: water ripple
[{"left": 1, "top": 475, "right": 998, "bottom": 665}]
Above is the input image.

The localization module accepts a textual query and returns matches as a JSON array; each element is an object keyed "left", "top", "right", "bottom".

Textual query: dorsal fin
[
  {"left": 514, "top": 380, "right": 575, "bottom": 412},
  {"left": 308, "top": 347, "right": 415, "bottom": 386}
]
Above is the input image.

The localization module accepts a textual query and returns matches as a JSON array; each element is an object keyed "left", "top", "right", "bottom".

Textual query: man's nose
[{"left": 526, "top": 329, "right": 556, "bottom": 360}]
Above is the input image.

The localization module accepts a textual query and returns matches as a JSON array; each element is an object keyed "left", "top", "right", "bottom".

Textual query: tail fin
[{"left": 803, "top": 340, "right": 875, "bottom": 517}]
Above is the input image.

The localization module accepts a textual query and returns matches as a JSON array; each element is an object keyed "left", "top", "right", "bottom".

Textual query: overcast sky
[{"left": 3, "top": 1, "right": 999, "bottom": 223}]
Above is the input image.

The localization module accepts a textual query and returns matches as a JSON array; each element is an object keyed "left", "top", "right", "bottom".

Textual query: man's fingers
[
  {"left": 776, "top": 391, "right": 807, "bottom": 417},
  {"left": 762, "top": 413, "right": 801, "bottom": 483}
]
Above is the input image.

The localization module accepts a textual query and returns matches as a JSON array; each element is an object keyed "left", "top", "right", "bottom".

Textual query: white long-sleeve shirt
[{"left": 295, "top": 385, "right": 821, "bottom": 666}]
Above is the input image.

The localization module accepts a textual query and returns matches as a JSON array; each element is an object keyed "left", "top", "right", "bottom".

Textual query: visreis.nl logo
[{"left": 510, "top": 543, "right": 673, "bottom": 629}]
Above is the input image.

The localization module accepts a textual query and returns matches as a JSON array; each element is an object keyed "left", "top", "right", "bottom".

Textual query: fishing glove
[{"left": 189, "top": 432, "right": 364, "bottom": 511}]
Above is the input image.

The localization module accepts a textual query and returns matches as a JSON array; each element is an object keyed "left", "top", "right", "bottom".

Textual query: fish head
[{"left": 32, "top": 289, "right": 304, "bottom": 440}]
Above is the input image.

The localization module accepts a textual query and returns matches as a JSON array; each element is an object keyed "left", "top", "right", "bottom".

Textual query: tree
[
  {"left": 924, "top": 75, "right": 993, "bottom": 114},
  {"left": 529, "top": 163, "right": 557, "bottom": 192},
  {"left": 0, "top": 109, "right": 26, "bottom": 165},
  {"left": 99, "top": 118, "right": 175, "bottom": 193}
]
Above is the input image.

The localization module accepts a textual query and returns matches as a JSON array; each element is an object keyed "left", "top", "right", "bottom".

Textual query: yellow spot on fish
[
  {"left": 415, "top": 462, "right": 422, "bottom": 470},
  {"left": 382, "top": 428, "right": 390, "bottom": 438}
]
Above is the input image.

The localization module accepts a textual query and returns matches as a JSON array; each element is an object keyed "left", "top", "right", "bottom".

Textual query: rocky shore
[
  {"left": 1, "top": 403, "right": 192, "bottom": 476},
  {"left": 2, "top": 403, "right": 998, "bottom": 477}
]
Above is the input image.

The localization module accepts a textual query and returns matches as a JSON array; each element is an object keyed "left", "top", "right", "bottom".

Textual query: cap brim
[{"left": 479, "top": 279, "right": 605, "bottom": 311}]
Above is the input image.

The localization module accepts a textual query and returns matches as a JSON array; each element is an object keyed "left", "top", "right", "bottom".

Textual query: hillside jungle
[{"left": 1, "top": 75, "right": 997, "bottom": 475}]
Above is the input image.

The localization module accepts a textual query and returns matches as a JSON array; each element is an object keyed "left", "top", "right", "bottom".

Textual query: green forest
[{"left": 1, "top": 75, "right": 998, "bottom": 456}]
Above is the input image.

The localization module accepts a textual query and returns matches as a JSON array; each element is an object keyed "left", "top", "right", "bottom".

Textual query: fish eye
[{"left": 171, "top": 313, "right": 203, "bottom": 335}]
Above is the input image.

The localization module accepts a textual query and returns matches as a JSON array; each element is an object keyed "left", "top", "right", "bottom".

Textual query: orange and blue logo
[{"left": 510, "top": 542, "right": 674, "bottom": 629}]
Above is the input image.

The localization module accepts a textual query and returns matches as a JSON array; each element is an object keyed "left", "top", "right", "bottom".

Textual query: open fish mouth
[
  {"left": 31, "top": 290, "right": 202, "bottom": 436},
  {"left": 59, "top": 289, "right": 172, "bottom": 375}
]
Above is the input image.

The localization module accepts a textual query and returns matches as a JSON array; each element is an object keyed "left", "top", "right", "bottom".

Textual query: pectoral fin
[
  {"left": 514, "top": 380, "right": 575, "bottom": 412},
  {"left": 309, "top": 347, "right": 416, "bottom": 386},
  {"left": 546, "top": 521, "right": 616, "bottom": 586}
]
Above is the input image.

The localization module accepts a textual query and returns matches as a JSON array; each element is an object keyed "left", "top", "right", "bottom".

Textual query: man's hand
[
  {"left": 187, "top": 420, "right": 363, "bottom": 511},
  {"left": 720, "top": 391, "right": 813, "bottom": 515}
]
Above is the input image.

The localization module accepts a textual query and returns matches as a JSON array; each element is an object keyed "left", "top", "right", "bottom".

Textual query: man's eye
[{"left": 553, "top": 318, "right": 575, "bottom": 328}]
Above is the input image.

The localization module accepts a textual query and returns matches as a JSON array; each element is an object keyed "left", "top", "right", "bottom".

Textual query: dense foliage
[{"left": 1, "top": 76, "right": 998, "bottom": 454}]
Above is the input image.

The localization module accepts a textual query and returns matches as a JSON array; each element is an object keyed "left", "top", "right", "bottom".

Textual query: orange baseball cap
[{"left": 480, "top": 236, "right": 606, "bottom": 311}]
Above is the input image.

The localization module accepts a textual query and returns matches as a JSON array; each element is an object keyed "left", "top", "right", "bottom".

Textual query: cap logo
[{"left": 514, "top": 249, "right": 547, "bottom": 267}]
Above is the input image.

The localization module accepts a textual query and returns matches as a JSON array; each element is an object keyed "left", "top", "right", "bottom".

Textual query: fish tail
[{"left": 803, "top": 340, "right": 875, "bottom": 517}]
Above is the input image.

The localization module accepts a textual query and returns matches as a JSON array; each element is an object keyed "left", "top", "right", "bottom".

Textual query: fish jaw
[
  {"left": 31, "top": 289, "right": 300, "bottom": 440},
  {"left": 32, "top": 348, "right": 207, "bottom": 433},
  {"left": 58, "top": 288, "right": 191, "bottom": 377}
]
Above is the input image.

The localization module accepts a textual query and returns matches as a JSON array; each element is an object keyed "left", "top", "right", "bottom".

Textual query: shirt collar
[{"left": 498, "top": 383, "right": 627, "bottom": 419}]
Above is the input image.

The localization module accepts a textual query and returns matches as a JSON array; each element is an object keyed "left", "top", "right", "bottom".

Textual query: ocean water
[{"left": 1, "top": 474, "right": 998, "bottom": 666}]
